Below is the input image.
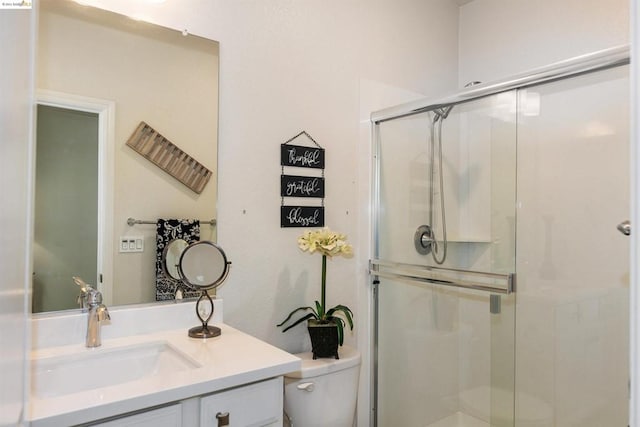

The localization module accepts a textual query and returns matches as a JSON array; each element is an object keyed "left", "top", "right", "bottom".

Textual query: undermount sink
[{"left": 31, "top": 341, "right": 201, "bottom": 399}]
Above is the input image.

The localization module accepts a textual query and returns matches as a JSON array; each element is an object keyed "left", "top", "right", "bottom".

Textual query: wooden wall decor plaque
[{"left": 126, "top": 121, "right": 212, "bottom": 194}]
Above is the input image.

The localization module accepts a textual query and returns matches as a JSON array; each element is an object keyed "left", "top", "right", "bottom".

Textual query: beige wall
[
  {"left": 73, "top": 0, "right": 459, "bottom": 349},
  {"left": 67, "top": 1, "right": 460, "bottom": 425},
  {"left": 37, "top": 2, "right": 219, "bottom": 305}
]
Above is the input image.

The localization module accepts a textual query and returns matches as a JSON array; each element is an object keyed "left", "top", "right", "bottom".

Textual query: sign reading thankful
[
  {"left": 280, "top": 144, "right": 325, "bottom": 169},
  {"left": 280, "top": 131, "right": 325, "bottom": 228}
]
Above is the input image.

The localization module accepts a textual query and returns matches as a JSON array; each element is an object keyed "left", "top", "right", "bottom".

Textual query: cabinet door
[
  {"left": 92, "top": 404, "right": 182, "bottom": 427},
  {"left": 200, "top": 377, "right": 282, "bottom": 427}
]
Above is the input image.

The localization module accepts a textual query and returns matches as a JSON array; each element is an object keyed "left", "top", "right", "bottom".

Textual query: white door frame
[
  {"left": 631, "top": 0, "right": 639, "bottom": 423},
  {"left": 35, "top": 90, "right": 115, "bottom": 305}
]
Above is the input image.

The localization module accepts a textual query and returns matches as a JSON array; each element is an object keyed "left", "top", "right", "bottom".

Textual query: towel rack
[
  {"left": 369, "top": 259, "right": 514, "bottom": 294},
  {"left": 127, "top": 217, "right": 217, "bottom": 226}
]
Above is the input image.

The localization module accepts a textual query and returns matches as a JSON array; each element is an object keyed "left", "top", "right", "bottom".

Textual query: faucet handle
[
  {"left": 73, "top": 276, "right": 93, "bottom": 293},
  {"left": 76, "top": 294, "right": 85, "bottom": 308},
  {"left": 73, "top": 276, "right": 99, "bottom": 310}
]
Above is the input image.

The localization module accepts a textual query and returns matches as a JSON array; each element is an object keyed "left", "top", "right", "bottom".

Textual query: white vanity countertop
[{"left": 28, "top": 302, "right": 301, "bottom": 426}]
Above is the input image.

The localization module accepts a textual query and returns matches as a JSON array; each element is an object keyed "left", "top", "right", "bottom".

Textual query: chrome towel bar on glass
[
  {"left": 369, "top": 259, "right": 514, "bottom": 294},
  {"left": 127, "top": 217, "right": 217, "bottom": 226}
]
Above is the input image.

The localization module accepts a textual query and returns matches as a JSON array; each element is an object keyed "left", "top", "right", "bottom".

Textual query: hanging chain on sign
[{"left": 280, "top": 131, "right": 325, "bottom": 227}]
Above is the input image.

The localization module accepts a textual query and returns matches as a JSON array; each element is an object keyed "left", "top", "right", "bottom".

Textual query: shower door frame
[{"left": 369, "top": 44, "right": 630, "bottom": 427}]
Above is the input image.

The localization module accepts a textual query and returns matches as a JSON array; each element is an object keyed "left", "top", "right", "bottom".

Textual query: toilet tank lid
[{"left": 285, "top": 345, "right": 361, "bottom": 379}]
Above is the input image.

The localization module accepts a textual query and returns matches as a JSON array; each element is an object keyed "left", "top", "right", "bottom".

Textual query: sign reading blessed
[
  {"left": 280, "top": 131, "right": 325, "bottom": 228},
  {"left": 281, "top": 206, "right": 324, "bottom": 228}
]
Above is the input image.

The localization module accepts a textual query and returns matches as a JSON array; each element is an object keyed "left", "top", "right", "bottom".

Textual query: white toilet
[{"left": 284, "top": 346, "right": 361, "bottom": 427}]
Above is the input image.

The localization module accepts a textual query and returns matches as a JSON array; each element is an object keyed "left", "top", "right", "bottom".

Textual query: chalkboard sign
[
  {"left": 281, "top": 175, "right": 325, "bottom": 198},
  {"left": 281, "top": 144, "right": 325, "bottom": 169},
  {"left": 280, "top": 131, "right": 325, "bottom": 228},
  {"left": 281, "top": 206, "right": 325, "bottom": 228}
]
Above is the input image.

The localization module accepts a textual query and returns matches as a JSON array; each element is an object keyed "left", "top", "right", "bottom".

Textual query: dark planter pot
[{"left": 307, "top": 319, "right": 339, "bottom": 359}]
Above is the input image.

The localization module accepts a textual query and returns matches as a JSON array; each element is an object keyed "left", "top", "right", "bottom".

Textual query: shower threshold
[{"left": 427, "top": 412, "right": 488, "bottom": 427}]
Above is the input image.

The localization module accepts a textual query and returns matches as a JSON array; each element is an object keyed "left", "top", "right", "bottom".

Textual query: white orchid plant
[{"left": 277, "top": 227, "right": 354, "bottom": 345}]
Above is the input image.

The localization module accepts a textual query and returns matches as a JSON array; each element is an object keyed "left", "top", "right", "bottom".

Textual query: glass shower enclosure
[{"left": 370, "top": 47, "right": 630, "bottom": 427}]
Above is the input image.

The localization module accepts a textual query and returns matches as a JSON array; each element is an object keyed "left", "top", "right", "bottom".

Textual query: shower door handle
[{"left": 617, "top": 220, "right": 631, "bottom": 236}]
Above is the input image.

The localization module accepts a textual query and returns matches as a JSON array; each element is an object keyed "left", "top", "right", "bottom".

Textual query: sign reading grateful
[
  {"left": 280, "top": 175, "right": 325, "bottom": 198},
  {"left": 280, "top": 131, "right": 325, "bottom": 228}
]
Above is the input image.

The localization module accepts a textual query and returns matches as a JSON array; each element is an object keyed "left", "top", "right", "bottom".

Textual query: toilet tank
[{"left": 284, "top": 346, "right": 361, "bottom": 427}]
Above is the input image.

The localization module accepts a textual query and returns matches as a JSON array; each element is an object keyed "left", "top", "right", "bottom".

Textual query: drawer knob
[
  {"left": 297, "top": 382, "right": 315, "bottom": 392},
  {"left": 216, "top": 411, "right": 230, "bottom": 426}
]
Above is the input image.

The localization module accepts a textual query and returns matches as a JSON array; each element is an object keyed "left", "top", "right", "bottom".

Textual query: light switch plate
[{"left": 119, "top": 236, "right": 144, "bottom": 253}]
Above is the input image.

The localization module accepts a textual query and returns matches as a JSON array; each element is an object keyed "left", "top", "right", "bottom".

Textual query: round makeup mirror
[
  {"left": 162, "top": 239, "right": 190, "bottom": 281},
  {"left": 180, "top": 241, "right": 229, "bottom": 288},
  {"left": 161, "top": 239, "right": 230, "bottom": 338},
  {"left": 178, "top": 241, "right": 231, "bottom": 339}
]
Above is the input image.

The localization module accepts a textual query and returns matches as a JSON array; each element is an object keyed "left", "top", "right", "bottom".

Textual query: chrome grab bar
[{"left": 369, "top": 259, "right": 514, "bottom": 294}]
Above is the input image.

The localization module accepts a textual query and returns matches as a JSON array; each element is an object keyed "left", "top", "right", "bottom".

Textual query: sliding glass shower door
[
  {"left": 373, "top": 92, "right": 518, "bottom": 427},
  {"left": 372, "top": 62, "right": 630, "bottom": 426},
  {"left": 514, "top": 65, "right": 629, "bottom": 427}
]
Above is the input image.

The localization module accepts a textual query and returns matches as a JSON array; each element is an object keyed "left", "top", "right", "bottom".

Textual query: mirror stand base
[
  {"left": 189, "top": 289, "right": 220, "bottom": 339},
  {"left": 189, "top": 325, "right": 221, "bottom": 339}
]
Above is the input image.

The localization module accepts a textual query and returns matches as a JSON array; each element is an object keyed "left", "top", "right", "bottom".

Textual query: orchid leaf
[
  {"left": 315, "top": 300, "right": 324, "bottom": 319},
  {"left": 326, "top": 305, "right": 354, "bottom": 330},
  {"left": 333, "top": 317, "right": 345, "bottom": 346},
  {"left": 277, "top": 306, "right": 314, "bottom": 327},
  {"left": 281, "top": 312, "right": 318, "bottom": 333},
  {"left": 333, "top": 305, "right": 354, "bottom": 330}
]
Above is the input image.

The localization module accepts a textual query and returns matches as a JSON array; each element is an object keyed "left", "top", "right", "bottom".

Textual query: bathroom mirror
[{"left": 33, "top": 0, "right": 220, "bottom": 313}]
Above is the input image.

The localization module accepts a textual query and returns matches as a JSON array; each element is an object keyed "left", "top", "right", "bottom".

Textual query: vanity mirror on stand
[{"left": 163, "top": 240, "right": 230, "bottom": 338}]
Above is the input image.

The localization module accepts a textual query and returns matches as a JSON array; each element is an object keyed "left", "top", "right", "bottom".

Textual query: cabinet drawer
[
  {"left": 200, "top": 377, "right": 283, "bottom": 427},
  {"left": 92, "top": 404, "right": 182, "bottom": 427}
]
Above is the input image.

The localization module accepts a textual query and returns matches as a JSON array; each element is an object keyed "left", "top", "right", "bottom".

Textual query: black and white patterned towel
[{"left": 155, "top": 219, "right": 200, "bottom": 301}]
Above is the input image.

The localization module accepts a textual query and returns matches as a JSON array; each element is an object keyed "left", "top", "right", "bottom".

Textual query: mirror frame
[{"left": 179, "top": 241, "right": 230, "bottom": 290}]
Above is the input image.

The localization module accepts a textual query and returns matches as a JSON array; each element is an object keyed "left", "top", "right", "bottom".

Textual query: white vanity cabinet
[
  {"left": 29, "top": 305, "right": 300, "bottom": 427},
  {"left": 200, "top": 377, "right": 283, "bottom": 427},
  {"left": 89, "top": 377, "right": 283, "bottom": 427}
]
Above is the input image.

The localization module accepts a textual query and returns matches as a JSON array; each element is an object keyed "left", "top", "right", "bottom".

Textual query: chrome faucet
[{"left": 74, "top": 276, "right": 110, "bottom": 348}]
